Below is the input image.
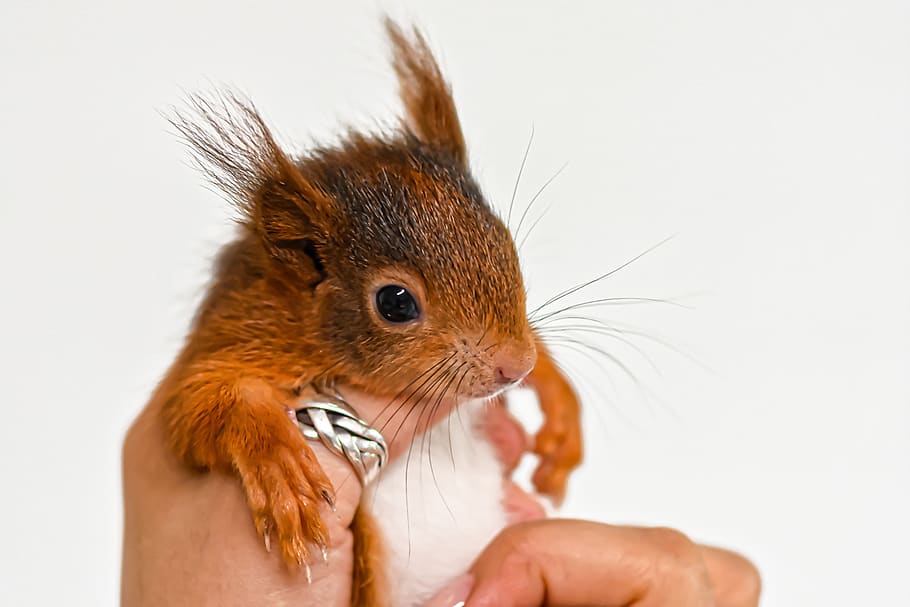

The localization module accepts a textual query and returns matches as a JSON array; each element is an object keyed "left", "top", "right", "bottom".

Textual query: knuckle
[
  {"left": 499, "top": 521, "right": 541, "bottom": 555},
  {"left": 496, "top": 541, "right": 538, "bottom": 582},
  {"left": 646, "top": 528, "right": 711, "bottom": 593},
  {"left": 649, "top": 526, "right": 698, "bottom": 559},
  {"left": 726, "top": 554, "right": 763, "bottom": 604}
]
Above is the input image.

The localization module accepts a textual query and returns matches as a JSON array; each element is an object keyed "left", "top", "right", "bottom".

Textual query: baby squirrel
[{"left": 162, "top": 18, "right": 582, "bottom": 602}]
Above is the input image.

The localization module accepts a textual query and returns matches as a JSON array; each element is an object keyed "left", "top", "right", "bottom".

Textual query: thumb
[{"left": 421, "top": 574, "right": 474, "bottom": 607}]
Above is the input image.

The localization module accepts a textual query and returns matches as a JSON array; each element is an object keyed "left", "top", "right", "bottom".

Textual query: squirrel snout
[{"left": 491, "top": 341, "right": 537, "bottom": 387}]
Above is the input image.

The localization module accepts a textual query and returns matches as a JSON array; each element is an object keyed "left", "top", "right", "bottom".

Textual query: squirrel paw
[
  {"left": 233, "top": 433, "right": 335, "bottom": 570},
  {"left": 483, "top": 400, "right": 528, "bottom": 473},
  {"left": 531, "top": 393, "right": 582, "bottom": 505}
]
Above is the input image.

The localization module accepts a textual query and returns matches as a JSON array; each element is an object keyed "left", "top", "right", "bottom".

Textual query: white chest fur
[{"left": 364, "top": 401, "right": 508, "bottom": 607}]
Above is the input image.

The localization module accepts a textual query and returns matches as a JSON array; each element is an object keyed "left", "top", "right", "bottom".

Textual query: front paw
[
  {"left": 531, "top": 382, "right": 583, "bottom": 504},
  {"left": 532, "top": 414, "right": 582, "bottom": 504},
  {"left": 232, "top": 432, "right": 335, "bottom": 569},
  {"left": 483, "top": 399, "right": 528, "bottom": 473}
]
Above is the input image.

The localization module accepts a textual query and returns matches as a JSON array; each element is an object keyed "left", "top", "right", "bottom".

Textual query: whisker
[
  {"left": 422, "top": 362, "right": 463, "bottom": 464},
  {"left": 392, "top": 360, "right": 455, "bottom": 563},
  {"left": 545, "top": 336, "right": 645, "bottom": 391},
  {"left": 541, "top": 346, "right": 615, "bottom": 440},
  {"left": 531, "top": 296, "right": 691, "bottom": 324},
  {"left": 528, "top": 235, "right": 676, "bottom": 318},
  {"left": 447, "top": 366, "right": 471, "bottom": 471},
  {"left": 381, "top": 357, "right": 453, "bottom": 443},
  {"left": 543, "top": 335, "right": 674, "bottom": 420},
  {"left": 374, "top": 353, "right": 456, "bottom": 434},
  {"left": 414, "top": 362, "right": 456, "bottom": 473},
  {"left": 540, "top": 338, "right": 636, "bottom": 432},
  {"left": 514, "top": 162, "right": 568, "bottom": 244},
  {"left": 603, "top": 324, "right": 715, "bottom": 375},
  {"left": 536, "top": 323, "right": 662, "bottom": 376},
  {"left": 424, "top": 363, "right": 465, "bottom": 521},
  {"left": 541, "top": 314, "right": 713, "bottom": 373},
  {"left": 403, "top": 363, "right": 458, "bottom": 540},
  {"left": 518, "top": 198, "right": 556, "bottom": 252},
  {"left": 507, "top": 125, "right": 535, "bottom": 229},
  {"left": 368, "top": 359, "right": 447, "bottom": 428}
]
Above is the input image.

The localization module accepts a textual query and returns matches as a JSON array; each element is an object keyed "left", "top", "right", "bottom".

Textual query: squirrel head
[{"left": 174, "top": 20, "right": 536, "bottom": 402}]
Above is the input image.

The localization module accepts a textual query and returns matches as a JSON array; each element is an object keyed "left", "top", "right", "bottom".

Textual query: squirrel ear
[
  {"left": 386, "top": 19, "right": 468, "bottom": 166},
  {"left": 171, "top": 93, "right": 332, "bottom": 281}
]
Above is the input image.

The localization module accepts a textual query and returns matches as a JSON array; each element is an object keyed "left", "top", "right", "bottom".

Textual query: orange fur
[
  {"left": 157, "top": 16, "right": 583, "bottom": 601},
  {"left": 350, "top": 508, "right": 388, "bottom": 607},
  {"left": 527, "top": 341, "right": 583, "bottom": 503}
]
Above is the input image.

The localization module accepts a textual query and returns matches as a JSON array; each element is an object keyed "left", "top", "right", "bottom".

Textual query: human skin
[
  {"left": 121, "top": 388, "right": 760, "bottom": 606},
  {"left": 456, "top": 521, "right": 761, "bottom": 607},
  {"left": 121, "top": 390, "right": 359, "bottom": 606}
]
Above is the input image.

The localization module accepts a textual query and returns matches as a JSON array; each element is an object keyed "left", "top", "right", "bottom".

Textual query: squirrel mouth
[
  {"left": 477, "top": 380, "right": 526, "bottom": 401},
  {"left": 331, "top": 365, "right": 527, "bottom": 444}
]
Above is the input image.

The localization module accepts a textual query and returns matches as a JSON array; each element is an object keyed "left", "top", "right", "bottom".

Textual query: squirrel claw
[
  {"left": 263, "top": 521, "right": 272, "bottom": 553},
  {"left": 321, "top": 488, "right": 336, "bottom": 511},
  {"left": 233, "top": 427, "right": 333, "bottom": 571}
]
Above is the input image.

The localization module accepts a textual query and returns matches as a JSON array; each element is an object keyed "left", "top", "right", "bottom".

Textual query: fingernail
[{"left": 432, "top": 573, "right": 473, "bottom": 607}]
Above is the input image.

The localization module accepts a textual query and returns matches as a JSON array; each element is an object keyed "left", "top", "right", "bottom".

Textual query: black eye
[{"left": 375, "top": 284, "right": 421, "bottom": 323}]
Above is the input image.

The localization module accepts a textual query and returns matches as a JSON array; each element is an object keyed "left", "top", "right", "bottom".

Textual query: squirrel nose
[{"left": 492, "top": 341, "right": 537, "bottom": 387}]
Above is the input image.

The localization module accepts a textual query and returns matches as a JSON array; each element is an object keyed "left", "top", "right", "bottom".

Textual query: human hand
[
  {"left": 423, "top": 401, "right": 761, "bottom": 607},
  {"left": 120, "top": 383, "right": 486, "bottom": 606},
  {"left": 422, "top": 519, "right": 761, "bottom": 607},
  {"left": 120, "top": 387, "right": 368, "bottom": 607},
  {"left": 123, "top": 388, "right": 759, "bottom": 607}
]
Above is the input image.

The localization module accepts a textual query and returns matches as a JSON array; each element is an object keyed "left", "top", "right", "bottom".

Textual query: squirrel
[{"left": 160, "top": 18, "right": 582, "bottom": 605}]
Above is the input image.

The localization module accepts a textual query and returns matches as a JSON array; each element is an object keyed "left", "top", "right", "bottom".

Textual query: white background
[{"left": 2, "top": 1, "right": 908, "bottom": 604}]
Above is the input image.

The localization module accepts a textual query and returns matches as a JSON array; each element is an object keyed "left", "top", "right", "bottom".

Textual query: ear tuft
[
  {"left": 169, "top": 92, "right": 333, "bottom": 278},
  {"left": 385, "top": 18, "right": 467, "bottom": 166}
]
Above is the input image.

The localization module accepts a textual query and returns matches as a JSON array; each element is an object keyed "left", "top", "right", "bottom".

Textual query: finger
[
  {"left": 467, "top": 520, "right": 716, "bottom": 607},
  {"left": 698, "top": 545, "right": 762, "bottom": 607}
]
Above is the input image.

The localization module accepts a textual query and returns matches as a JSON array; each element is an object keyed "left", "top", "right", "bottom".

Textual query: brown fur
[
  {"left": 158, "top": 16, "right": 582, "bottom": 600},
  {"left": 350, "top": 507, "right": 388, "bottom": 607}
]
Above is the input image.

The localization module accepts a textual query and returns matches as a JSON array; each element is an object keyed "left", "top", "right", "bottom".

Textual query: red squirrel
[{"left": 161, "top": 19, "right": 582, "bottom": 604}]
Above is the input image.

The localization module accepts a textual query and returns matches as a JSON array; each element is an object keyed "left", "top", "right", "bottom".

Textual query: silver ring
[{"left": 294, "top": 392, "right": 388, "bottom": 486}]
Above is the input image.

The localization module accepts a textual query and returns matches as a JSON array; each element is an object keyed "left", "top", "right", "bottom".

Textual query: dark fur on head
[{"left": 170, "top": 19, "right": 536, "bottom": 402}]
